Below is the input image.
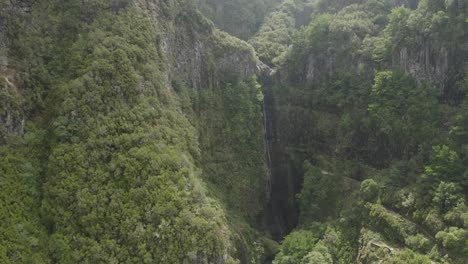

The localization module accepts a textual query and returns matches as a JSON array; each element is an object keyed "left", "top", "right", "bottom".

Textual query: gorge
[{"left": 1, "top": 0, "right": 467, "bottom": 263}]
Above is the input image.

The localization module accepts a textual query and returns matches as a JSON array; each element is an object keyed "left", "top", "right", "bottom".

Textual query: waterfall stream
[
  {"left": 259, "top": 79, "right": 302, "bottom": 241},
  {"left": 263, "top": 92, "right": 273, "bottom": 196}
]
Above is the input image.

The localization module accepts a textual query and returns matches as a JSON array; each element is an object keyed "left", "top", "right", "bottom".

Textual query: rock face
[
  {"left": 0, "top": 74, "right": 25, "bottom": 140},
  {"left": 396, "top": 45, "right": 449, "bottom": 87},
  {"left": 393, "top": 43, "right": 466, "bottom": 99},
  {"left": 136, "top": 0, "right": 260, "bottom": 91},
  {"left": 260, "top": 81, "right": 302, "bottom": 240},
  {"left": 0, "top": 2, "right": 26, "bottom": 140},
  {"left": 0, "top": 13, "right": 6, "bottom": 73}
]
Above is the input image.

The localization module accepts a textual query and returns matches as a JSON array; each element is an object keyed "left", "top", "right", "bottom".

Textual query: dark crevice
[{"left": 257, "top": 77, "right": 303, "bottom": 241}]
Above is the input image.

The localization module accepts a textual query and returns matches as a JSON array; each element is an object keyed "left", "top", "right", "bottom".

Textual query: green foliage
[
  {"left": 383, "top": 6, "right": 412, "bottom": 51},
  {"left": 250, "top": 0, "right": 316, "bottom": 66},
  {"left": 423, "top": 209, "right": 446, "bottom": 233},
  {"left": 368, "top": 71, "right": 440, "bottom": 160},
  {"left": 193, "top": 75, "right": 268, "bottom": 219},
  {"left": 301, "top": 242, "right": 333, "bottom": 264},
  {"left": 250, "top": 10, "right": 294, "bottom": 66},
  {"left": 387, "top": 249, "right": 432, "bottom": 264},
  {"left": 360, "top": 179, "right": 380, "bottom": 202},
  {"left": 436, "top": 227, "right": 468, "bottom": 255},
  {"left": 297, "top": 161, "right": 342, "bottom": 223},
  {"left": 422, "top": 146, "right": 465, "bottom": 185},
  {"left": 214, "top": 30, "right": 257, "bottom": 57},
  {"left": 32, "top": 6, "right": 233, "bottom": 263},
  {"left": 2, "top": 0, "right": 468, "bottom": 263},
  {"left": 433, "top": 182, "right": 465, "bottom": 213},
  {"left": 43, "top": 106, "right": 232, "bottom": 262},
  {"left": 367, "top": 203, "right": 418, "bottom": 244},
  {"left": 269, "top": 0, "right": 468, "bottom": 262},
  {"left": 405, "top": 234, "right": 432, "bottom": 253},
  {"left": 0, "top": 146, "right": 49, "bottom": 263},
  {"left": 0, "top": 1, "right": 259, "bottom": 262},
  {"left": 444, "top": 204, "right": 468, "bottom": 229},
  {"left": 287, "top": 1, "right": 388, "bottom": 82},
  {"left": 275, "top": 225, "right": 358, "bottom": 264},
  {"left": 272, "top": 230, "right": 318, "bottom": 264},
  {"left": 1, "top": 0, "right": 277, "bottom": 262},
  {"left": 357, "top": 229, "right": 433, "bottom": 263},
  {"left": 355, "top": 228, "right": 389, "bottom": 263},
  {"left": 451, "top": 100, "right": 468, "bottom": 160},
  {"left": 378, "top": 0, "right": 467, "bottom": 101}
]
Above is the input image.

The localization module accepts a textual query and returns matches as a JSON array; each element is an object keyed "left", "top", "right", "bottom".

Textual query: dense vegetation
[
  {"left": 269, "top": 0, "right": 468, "bottom": 263},
  {"left": 0, "top": 0, "right": 268, "bottom": 262},
  {"left": 1, "top": 0, "right": 467, "bottom": 263}
]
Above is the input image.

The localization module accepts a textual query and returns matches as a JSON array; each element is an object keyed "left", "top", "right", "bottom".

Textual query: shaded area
[{"left": 258, "top": 79, "right": 303, "bottom": 241}]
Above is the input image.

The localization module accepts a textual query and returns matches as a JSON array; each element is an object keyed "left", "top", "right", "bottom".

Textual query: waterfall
[
  {"left": 263, "top": 94, "right": 273, "bottom": 175},
  {"left": 259, "top": 76, "right": 301, "bottom": 242}
]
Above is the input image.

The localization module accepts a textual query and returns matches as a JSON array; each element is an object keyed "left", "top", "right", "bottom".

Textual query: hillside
[{"left": 0, "top": 0, "right": 467, "bottom": 263}]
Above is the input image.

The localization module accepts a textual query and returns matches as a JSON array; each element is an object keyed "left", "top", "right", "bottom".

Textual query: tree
[
  {"left": 421, "top": 146, "right": 465, "bottom": 190},
  {"left": 301, "top": 242, "right": 333, "bottom": 264},
  {"left": 433, "top": 182, "right": 464, "bottom": 213},
  {"left": 368, "top": 71, "right": 440, "bottom": 160},
  {"left": 250, "top": 10, "right": 295, "bottom": 66},
  {"left": 273, "top": 230, "right": 318, "bottom": 264},
  {"left": 387, "top": 249, "right": 432, "bottom": 264},
  {"left": 360, "top": 179, "right": 380, "bottom": 202},
  {"left": 297, "top": 161, "right": 341, "bottom": 223},
  {"left": 435, "top": 227, "right": 468, "bottom": 254}
]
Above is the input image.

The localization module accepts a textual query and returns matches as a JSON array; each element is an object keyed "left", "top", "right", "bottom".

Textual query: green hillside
[{"left": 0, "top": 0, "right": 467, "bottom": 263}]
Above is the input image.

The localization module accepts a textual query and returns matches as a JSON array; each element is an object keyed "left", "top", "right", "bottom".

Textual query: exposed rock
[
  {"left": 0, "top": 74, "right": 25, "bottom": 141},
  {"left": 0, "top": 2, "right": 26, "bottom": 140},
  {"left": 0, "top": 1, "right": 8, "bottom": 73},
  {"left": 394, "top": 45, "right": 450, "bottom": 92},
  {"left": 137, "top": 1, "right": 260, "bottom": 91}
]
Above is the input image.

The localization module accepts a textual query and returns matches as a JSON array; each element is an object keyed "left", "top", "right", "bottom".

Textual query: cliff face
[
  {"left": 0, "top": 1, "right": 32, "bottom": 141},
  {"left": 140, "top": 0, "right": 271, "bottom": 225},
  {"left": 0, "top": 8, "right": 5, "bottom": 73},
  {"left": 280, "top": 0, "right": 466, "bottom": 95},
  {"left": 392, "top": 39, "right": 466, "bottom": 99},
  {"left": 136, "top": 0, "right": 260, "bottom": 90}
]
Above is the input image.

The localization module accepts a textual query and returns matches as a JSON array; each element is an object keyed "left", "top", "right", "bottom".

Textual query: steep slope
[
  {"left": 265, "top": 0, "right": 468, "bottom": 263},
  {"left": 0, "top": 0, "right": 272, "bottom": 263},
  {"left": 1, "top": 0, "right": 467, "bottom": 263}
]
